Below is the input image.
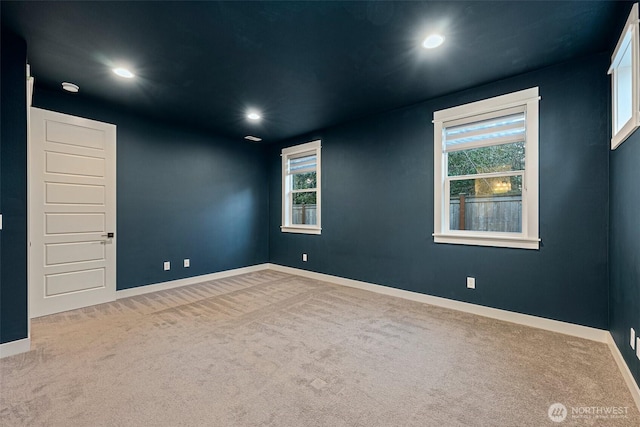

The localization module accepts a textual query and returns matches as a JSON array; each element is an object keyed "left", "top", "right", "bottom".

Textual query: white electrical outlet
[
  {"left": 184, "top": 259, "right": 190, "bottom": 268},
  {"left": 163, "top": 261, "right": 170, "bottom": 271},
  {"left": 302, "top": 253, "right": 308, "bottom": 262},
  {"left": 466, "top": 277, "right": 475, "bottom": 289},
  {"left": 631, "top": 328, "right": 636, "bottom": 350},
  {"left": 637, "top": 337, "right": 640, "bottom": 361}
]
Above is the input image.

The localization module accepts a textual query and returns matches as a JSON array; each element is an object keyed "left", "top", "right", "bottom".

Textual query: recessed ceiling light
[
  {"left": 61, "top": 82, "right": 79, "bottom": 93},
  {"left": 246, "top": 111, "right": 262, "bottom": 121},
  {"left": 422, "top": 34, "right": 445, "bottom": 49},
  {"left": 244, "top": 135, "right": 262, "bottom": 142},
  {"left": 113, "top": 68, "right": 135, "bottom": 78}
]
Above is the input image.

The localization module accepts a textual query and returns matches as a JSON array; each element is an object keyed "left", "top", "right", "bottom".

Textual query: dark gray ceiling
[{"left": 1, "top": 1, "right": 631, "bottom": 142}]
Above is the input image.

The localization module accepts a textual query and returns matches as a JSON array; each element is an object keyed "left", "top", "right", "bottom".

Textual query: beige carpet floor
[{"left": 1, "top": 270, "right": 638, "bottom": 426}]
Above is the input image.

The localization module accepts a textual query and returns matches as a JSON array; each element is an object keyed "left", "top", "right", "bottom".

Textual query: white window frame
[
  {"left": 281, "top": 140, "right": 322, "bottom": 235},
  {"left": 433, "top": 87, "right": 540, "bottom": 250},
  {"left": 609, "top": 3, "right": 640, "bottom": 150}
]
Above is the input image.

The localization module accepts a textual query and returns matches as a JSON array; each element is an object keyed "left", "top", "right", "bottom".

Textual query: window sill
[
  {"left": 433, "top": 233, "right": 540, "bottom": 250},
  {"left": 281, "top": 226, "right": 322, "bottom": 235}
]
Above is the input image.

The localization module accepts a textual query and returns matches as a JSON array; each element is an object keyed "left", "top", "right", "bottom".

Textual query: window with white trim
[
  {"left": 281, "top": 140, "right": 321, "bottom": 234},
  {"left": 433, "top": 88, "right": 540, "bottom": 249},
  {"left": 609, "top": 3, "right": 639, "bottom": 150}
]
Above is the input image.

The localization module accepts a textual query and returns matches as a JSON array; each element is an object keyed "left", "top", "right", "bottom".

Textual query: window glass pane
[
  {"left": 449, "top": 175, "right": 522, "bottom": 232},
  {"left": 615, "top": 38, "right": 633, "bottom": 133},
  {"left": 292, "top": 192, "right": 317, "bottom": 225},
  {"left": 292, "top": 171, "right": 316, "bottom": 190},
  {"left": 447, "top": 141, "right": 525, "bottom": 177}
]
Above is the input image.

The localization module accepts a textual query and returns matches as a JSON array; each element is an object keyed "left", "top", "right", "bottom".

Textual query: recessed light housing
[
  {"left": 422, "top": 34, "right": 445, "bottom": 49},
  {"left": 113, "top": 67, "right": 135, "bottom": 78},
  {"left": 246, "top": 111, "right": 262, "bottom": 121},
  {"left": 244, "top": 135, "right": 262, "bottom": 142},
  {"left": 61, "top": 82, "right": 79, "bottom": 93}
]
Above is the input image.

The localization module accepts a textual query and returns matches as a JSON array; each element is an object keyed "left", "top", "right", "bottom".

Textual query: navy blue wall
[
  {"left": 269, "top": 54, "right": 610, "bottom": 329},
  {"left": 610, "top": 129, "right": 640, "bottom": 387},
  {"left": 0, "top": 30, "right": 29, "bottom": 344},
  {"left": 33, "top": 87, "right": 269, "bottom": 290}
]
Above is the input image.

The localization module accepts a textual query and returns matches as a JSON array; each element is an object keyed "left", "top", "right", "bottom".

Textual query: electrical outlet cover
[
  {"left": 632, "top": 328, "right": 636, "bottom": 349},
  {"left": 164, "top": 261, "right": 170, "bottom": 271},
  {"left": 637, "top": 337, "right": 640, "bottom": 361},
  {"left": 184, "top": 259, "right": 190, "bottom": 268},
  {"left": 466, "top": 277, "right": 475, "bottom": 289}
]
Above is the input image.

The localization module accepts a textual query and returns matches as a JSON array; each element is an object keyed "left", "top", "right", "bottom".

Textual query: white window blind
[
  {"left": 444, "top": 109, "right": 526, "bottom": 152},
  {"left": 288, "top": 153, "right": 317, "bottom": 174}
]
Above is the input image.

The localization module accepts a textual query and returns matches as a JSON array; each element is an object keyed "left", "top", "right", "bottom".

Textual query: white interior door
[{"left": 29, "top": 108, "right": 116, "bottom": 318}]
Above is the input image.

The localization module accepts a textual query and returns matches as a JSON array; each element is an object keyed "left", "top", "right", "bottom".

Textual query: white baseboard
[
  {"left": 607, "top": 333, "right": 640, "bottom": 412},
  {"left": 0, "top": 337, "right": 31, "bottom": 359},
  {"left": 116, "top": 263, "right": 270, "bottom": 299},
  {"left": 266, "top": 264, "right": 609, "bottom": 343},
  {"left": 9, "top": 261, "right": 638, "bottom": 409},
  {"left": 266, "top": 264, "right": 640, "bottom": 409}
]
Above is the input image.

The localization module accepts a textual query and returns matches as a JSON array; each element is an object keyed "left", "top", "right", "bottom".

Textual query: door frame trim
[{"left": 26, "top": 73, "right": 34, "bottom": 339}]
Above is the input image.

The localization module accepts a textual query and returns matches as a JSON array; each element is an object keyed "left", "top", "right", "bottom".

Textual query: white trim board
[
  {"left": 0, "top": 338, "right": 31, "bottom": 359},
  {"left": 116, "top": 263, "right": 270, "bottom": 299},
  {"left": 267, "top": 264, "right": 609, "bottom": 343},
  {"left": 121, "top": 263, "right": 609, "bottom": 344},
  {"left": 607, "top": 333, "right": 640, "bottom": 412},
  {"left": 5, "top": 260, "right": 638, "bottom": 410},
  {"left": 269, "top": 264, "right": 640, "bottom": 411},
  {"left": 1, "top": 264, "right": 271, "bottom": 358}
]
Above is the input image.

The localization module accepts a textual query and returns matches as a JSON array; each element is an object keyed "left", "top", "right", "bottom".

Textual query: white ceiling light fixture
[
  {"left": 422, "top": 34, "right": 445, "bottom": 49},
  {"left": 113, "top": 67, "right": 135, "bottom": 78},
  {"left": 61, "top": 82, "right": 79, "bottom": 93},
  {"left": 246, "top": 111, "right": 262, "bottom": 121},
  {"left": 244, "top": 135, "right": 262, "bottom": 142}
]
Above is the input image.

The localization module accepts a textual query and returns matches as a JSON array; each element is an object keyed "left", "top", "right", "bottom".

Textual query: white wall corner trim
[
  {"left": 266, "top": 264, "right": 609, "bottom": 343},
  {"left": 0, "top": 338, "right": 31, "bottom": 359},
  {"left": 607, "top": 333, "right": 640, "bottom": 412},
  {"left": 116, "top": 263, "right": 271, "bottom": 299}
]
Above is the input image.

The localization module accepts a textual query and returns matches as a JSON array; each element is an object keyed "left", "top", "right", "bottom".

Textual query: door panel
[
  {"left": 46, "top": 241, "right": 105, "bottom": 265},
  {"left": 45, "top": 151, "right": 105, "bottom": 177},
  {"left": 45, "top": 213, "right": 105, "bottom": 234},
  {"left": 30, "top": 108, "right": 116, "bottom": 318},
  {"left": 45, "top": 120, "right": 106, "bottom": 149},
  {"left": 45, "top": 183, "right": 105, "bottom": 205},
  {"left": 45, "top": 268, "right": 105, "bottom": 297}
]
